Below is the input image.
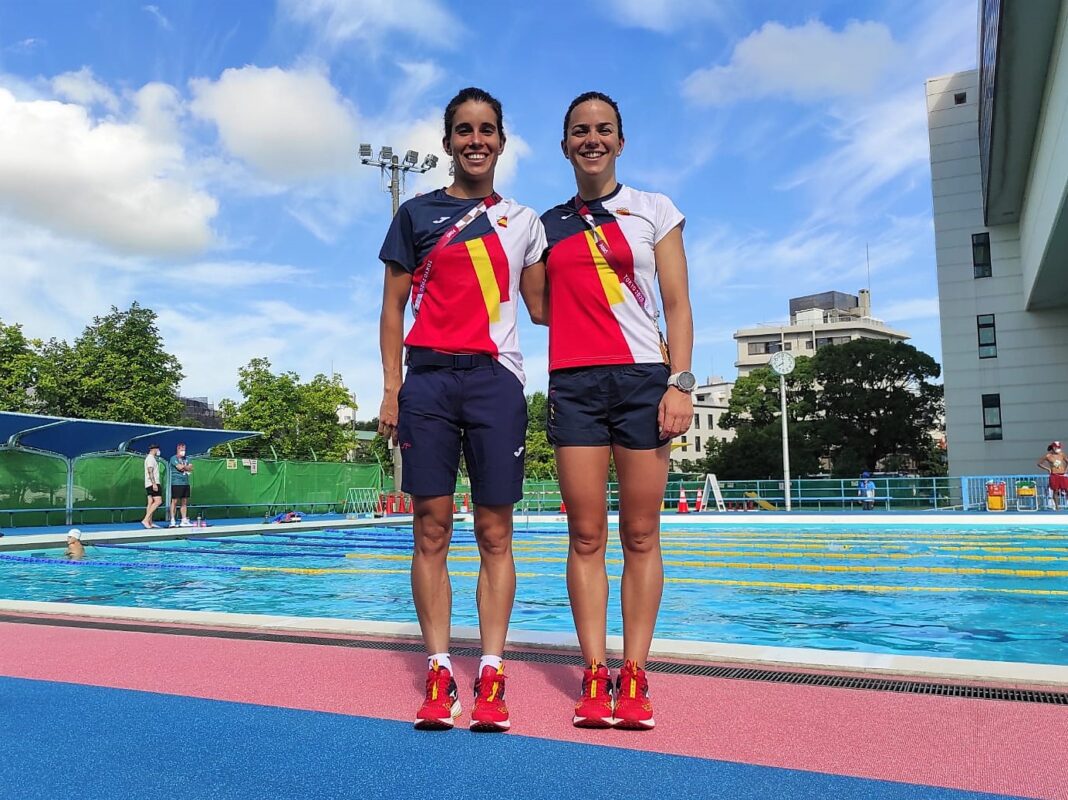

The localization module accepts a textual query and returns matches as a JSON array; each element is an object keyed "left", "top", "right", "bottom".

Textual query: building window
[
  {"left": 707, "top": 414, "right": 714, "bottom": 429},
  {"left": 747, "top": 342, "right": 765, "bottom": 355},
  {"left": 982, "top": 394, "right": 1002, "bottom": 440},
  {"left": 784, "top": 341, "right": 793, "bottom": 351},
  {"left": 977, "top": 314, "right": 997, "bottom": 358},
  {"left": 695, "top": 436, "right": 701, "bottom": 452},
  {"left": 954, "top": 91, "right": 967, "bottom": 105},
  {"left": 805, "top": 341, "right": 813, "bottom": 350},
  {"left": 693, "top": 413, "right": 700, "bottom": 429},
  {"left": 681, "top": 436, "right": 687, "bottom": 445},
  {"left": 972, "top": 232, "right": 991, "bottom": 278}
]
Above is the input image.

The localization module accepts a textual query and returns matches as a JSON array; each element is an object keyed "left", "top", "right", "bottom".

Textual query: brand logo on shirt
[
  {"left": 496, "top": 215, "right": 508, "bottom": 228},
  {"left": 560, "top": 213, "right": 573, "bottom": 220},
  {"left": 513, "top": 446, "right": 524, "bottom": 458},
  {"left": 432, "top": 216, "right": 450, "bottom": 224},
  {"left": 615, "top": 208, "right": 631, "bottom": 216}
]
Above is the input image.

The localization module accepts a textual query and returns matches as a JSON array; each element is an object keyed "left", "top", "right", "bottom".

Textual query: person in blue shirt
[
  {"left": 168, "top": 443, "right": 194, "bottom": 527},
  {"left": 858, "top": 471, "right": 876, "bottom": 511}
]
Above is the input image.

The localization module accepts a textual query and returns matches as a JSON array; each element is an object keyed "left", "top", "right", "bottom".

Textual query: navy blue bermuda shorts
[
  {"left": 397, "top": 356, "right": 527, "bottom": 506},
  {"left": 547, "top": 363, "right": 670, "bottom": 450}
]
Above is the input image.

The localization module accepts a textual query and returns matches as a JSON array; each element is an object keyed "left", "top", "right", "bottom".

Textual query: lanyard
[
  {"left": 573, "top": 195, "right": 669, "bottom": 362},
  {"left": 411, "top": 193, "right": 501, "bottom": 317}
]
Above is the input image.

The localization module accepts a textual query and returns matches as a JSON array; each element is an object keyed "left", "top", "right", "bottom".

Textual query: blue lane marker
[
  {"left": 0, "top": 677, "right": 1012, "bottom": 800},
  {"left": 193, "top": 537, "right": 415, "bottom": 552},
  {"left": 92, "top": 543, "right": 353, "bottom": 559},
  {"left": 0, "top": 553, "right": 241, "bottom": 572}
]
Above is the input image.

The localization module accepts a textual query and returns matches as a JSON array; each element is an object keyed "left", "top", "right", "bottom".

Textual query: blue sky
[{"left": 0, "top": 0, "right": 977, "bottom": 415}]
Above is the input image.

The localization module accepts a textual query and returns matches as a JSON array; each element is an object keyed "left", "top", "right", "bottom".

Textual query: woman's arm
[
  {"left": 520, "top": 261, "right": 549, "bottom": 325},
  {"left": 655, "top": 225, "right": 694, "bottom": 439},
  {"left": 379, "top": 262, "right": 411, "bottom": 444}
]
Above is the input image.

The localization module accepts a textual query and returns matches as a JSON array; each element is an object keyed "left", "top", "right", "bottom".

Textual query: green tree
[
  {"left": 810, "top": 339, "right": 943, "bottom": 475},
  {"left": 524, "top": 391, "right": 556, "bottom": 480},
  {"left": 34, "top": 303, "right": 183, "bottom": 424},
  {"left": 0, "top": 319, "right": 40, "bottom": 413},
  {"left": 716, "top": 360, "right": 822, "bottom": 479},
  {"left": 219, "top": 358, "right": 353, "bottom": 460}
]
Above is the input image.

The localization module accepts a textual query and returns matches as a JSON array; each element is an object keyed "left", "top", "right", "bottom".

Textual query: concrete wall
[{"left": 927, "top": 70, "right": 1068, "bottom": 476}]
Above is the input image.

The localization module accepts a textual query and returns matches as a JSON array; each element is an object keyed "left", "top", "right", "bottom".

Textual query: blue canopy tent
[{"left": 1, "top": 412, "right": 260, "bottom": 524}]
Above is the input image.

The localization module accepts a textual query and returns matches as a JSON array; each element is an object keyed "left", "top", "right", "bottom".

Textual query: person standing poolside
[
  {"left": 1037, "top": 441, "right": 1067, "bottom": 510},
  {"left": 168, "top": 442, "right": 194, "bottom": 527},
  {"left": 858, "top": 472, "right": 876, "bottom": 511},
  {"left": 378, "top": 87, "right": 548, "bottom": 733},
  {"left": 142, "top": 443, "right": 162, "bottom": 529},
  {"left": 539, "top": 91, "right": 694, "bottom": 731}
]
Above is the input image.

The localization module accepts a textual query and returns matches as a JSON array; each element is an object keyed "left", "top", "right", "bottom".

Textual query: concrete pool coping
[
  {"left": 3, "top": 510, "right": 1068, "bottom": 552},
  {"left": 3, "top": 598, "right": 1067, "bottom": 689}
]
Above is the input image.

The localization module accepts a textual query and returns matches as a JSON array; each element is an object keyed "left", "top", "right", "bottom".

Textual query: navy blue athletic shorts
[
  {"left": 547, "top": 363, "right": 669, "bottom": 450},
  {"left": 397, "top": 353, "right": 527, "bottom": 506}
]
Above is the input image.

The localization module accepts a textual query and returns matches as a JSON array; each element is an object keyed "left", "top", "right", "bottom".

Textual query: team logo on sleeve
[{"left": 496, "top": 215, "right": 508, "bottom": 228}]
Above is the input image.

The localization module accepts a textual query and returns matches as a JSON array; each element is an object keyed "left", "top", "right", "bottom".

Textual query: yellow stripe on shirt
[
  {"left": 584, "top": 228, "right": 625, "bottom": 306},
  {"left": 465, "top": 238, "right": 501, "bottom": 323}
]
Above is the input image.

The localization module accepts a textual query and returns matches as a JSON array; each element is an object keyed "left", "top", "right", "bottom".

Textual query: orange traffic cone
[
  {"left": 695, "top": 488, "right": 704, "bottom": 512},
  {"left": 677, "top": 487, "right": 690, "bottom": 514},
  {"left": 453, "top": 496, "right": 459, "bottom": 513},
  {"left": 462, "top": 493, "right": 470, "bottom": 513},
  {"left": 560, "top": 498, "right": 567, "bottom": 514}
]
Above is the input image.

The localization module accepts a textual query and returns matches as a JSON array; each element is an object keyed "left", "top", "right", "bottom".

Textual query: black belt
[{"left": 406, "top": 348, "right": 496, "bottom": 370}]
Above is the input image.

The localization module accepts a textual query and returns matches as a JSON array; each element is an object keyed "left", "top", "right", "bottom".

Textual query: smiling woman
[{"left": 376, "top": 87, "right": 548, "bottom": 733}]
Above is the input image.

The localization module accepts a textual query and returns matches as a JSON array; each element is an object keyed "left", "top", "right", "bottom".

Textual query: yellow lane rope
[
  {"left": 456, "top": 544, "right": 1068, "bottom": 563},
  {"left": 240, "top": 565, "right": 1068, "bottom": 595},
  {"left": 332, "top": 551, "right": 1068, "bottom": 577}
]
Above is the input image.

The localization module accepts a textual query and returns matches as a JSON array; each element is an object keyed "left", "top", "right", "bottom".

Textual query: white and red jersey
[
  {"left": 379, "top": 189, "right": 547, "bottom": 384},
  {"left": 541, "top": 184, "right": 684, "bottom": 372}
]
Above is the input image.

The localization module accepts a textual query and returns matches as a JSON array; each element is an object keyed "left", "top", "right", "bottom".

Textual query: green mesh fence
[
  {"left": 0, "top": 449, "right": 68, "bottom": 525},
  {"left": 0, "top": 450, "right": 385, "bottom": 527}
]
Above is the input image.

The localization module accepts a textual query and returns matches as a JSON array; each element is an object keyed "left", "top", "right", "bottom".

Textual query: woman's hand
[
  {"left": 658, "top": 386, "right": 693, "bottom": 439},
  {"left": 378, "top": 389, "right": 400, "bottom": 445}
]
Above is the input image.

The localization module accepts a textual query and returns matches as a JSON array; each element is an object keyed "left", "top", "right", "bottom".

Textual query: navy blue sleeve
[{"left": 378, "top": 204, "right": 417, "bottom": 274}]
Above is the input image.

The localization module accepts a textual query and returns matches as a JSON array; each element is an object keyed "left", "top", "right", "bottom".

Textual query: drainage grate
[{"left": 2, "top": 613, "right": 1066, "bottom": 706}]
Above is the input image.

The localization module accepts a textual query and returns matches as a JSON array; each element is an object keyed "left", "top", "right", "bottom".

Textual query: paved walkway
[{"left": 2, "top": 614, "right": 1066, "bottom": 799}]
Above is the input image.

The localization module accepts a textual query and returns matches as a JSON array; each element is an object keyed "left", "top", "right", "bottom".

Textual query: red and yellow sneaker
[
  {"left": 470, "top": 663, "right": 510, "bottom": 732},
  {"left": 613, "top": 660, "right": 655, "bottom": 730},
  {"left": 414, "top": 662, "right": 461, "bottom": 730},
  {"left": 573, "top": 662, "right": 615, "bottom": 728}
]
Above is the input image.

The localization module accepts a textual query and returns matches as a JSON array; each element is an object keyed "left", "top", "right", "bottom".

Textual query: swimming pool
[{"left": 2, "top": 522, "right": 1067, "bottom": 666}]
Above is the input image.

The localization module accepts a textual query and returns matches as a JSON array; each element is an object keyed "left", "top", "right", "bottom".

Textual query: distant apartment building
[
  {"left": 672, "top": 376, "right": 735, "bottom": 465},
  {"left": 733, "top": 290, "right": 909, "bottom": 376},
  {"left": 925, "top": 0, "right": 1068, "bottom": 476},
  {"left": 180, "top": 396, "right": 222, "bottom": 429}
]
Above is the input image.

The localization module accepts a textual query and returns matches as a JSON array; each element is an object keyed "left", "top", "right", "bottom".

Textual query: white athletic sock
[
  {"left": 479, "top": 655, "right": 503, "bottom": 673},
  {"left": 428, "top": 652, "right": 452, "bottom": 673}
]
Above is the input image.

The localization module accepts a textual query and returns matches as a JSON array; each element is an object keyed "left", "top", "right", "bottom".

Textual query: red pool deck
[{"left": 1, "top": 614, "right": 1066, "bottom": 798}]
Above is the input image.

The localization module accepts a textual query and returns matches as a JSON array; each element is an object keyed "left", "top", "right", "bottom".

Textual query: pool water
[{"left": 2, "top": 523, "right": 1067, "bottom": 666}]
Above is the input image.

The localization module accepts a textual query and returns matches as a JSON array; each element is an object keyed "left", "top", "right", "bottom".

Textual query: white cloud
[
  {"left": 142, "top": 4, "right": 173, "bottom": 30},
  {"left": 189, "top": 65, "right": 360, "bottom": 183},
  {"left": 50, "top": 66, "right": 120, "bottom": 112},
  {"left": 279, "top": 0, "right": 461, "bottom": 49},
  {"left": 607, "top": 0, "right": 731, "bottom": 33},
  {"left": 161, "top": 261, "right": 310, "bottom": 288},
  {"left": 878, "top": 297, "right": 940, "bottom": 322},
  {"left": 683, "top": 20, "right": 898, "bottom": 105},
  {"left": 0, "top": 86, "right": 217, "bottom": 255},
  {"left": 6, "top": 37, "right": 45, "bottom": 54},
  {"left": 133, "top": 81, "right": 184, "bottom": 143}
]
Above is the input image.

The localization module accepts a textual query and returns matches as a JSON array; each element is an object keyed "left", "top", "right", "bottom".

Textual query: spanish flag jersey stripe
[
  {"left": 584, "top": 228, "right": 625, "bottom": 306},
  {"left": 464, "top": 237, "right": 501, "bottom": 324}
]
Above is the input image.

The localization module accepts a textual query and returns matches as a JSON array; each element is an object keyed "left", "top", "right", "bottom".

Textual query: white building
[
  {"left": 673, "top": 376, "right": 734, "bottom": 465},
  {"left": 925, "top": 0, "right": 1068, "bottom": 477},
  {"left": 733, "top": 290, "right": 909, "bottom": 376}
]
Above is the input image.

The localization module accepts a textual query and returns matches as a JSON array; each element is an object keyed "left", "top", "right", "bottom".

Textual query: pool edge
[{"left": 3, "top": 598, "right": 1066, "bottom": 688}]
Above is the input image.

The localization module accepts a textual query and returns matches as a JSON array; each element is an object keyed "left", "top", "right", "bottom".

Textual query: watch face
[{"left": 678, "top": 371, "right": 697, "bottom": 391}]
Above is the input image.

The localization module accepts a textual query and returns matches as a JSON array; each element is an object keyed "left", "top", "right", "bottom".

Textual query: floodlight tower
[
  {"left": 359, "top": 143, "right": 439, "bottom": 215},
  {"left": 358, "top": 143, "right": 440, "bottom": 495}
]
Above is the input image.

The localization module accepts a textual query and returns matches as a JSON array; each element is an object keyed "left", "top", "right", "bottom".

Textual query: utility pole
[{"left": 358, "top": 144, "right": 439, "bottom": 494}]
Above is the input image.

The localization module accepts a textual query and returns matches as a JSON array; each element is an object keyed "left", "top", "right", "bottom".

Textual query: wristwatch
[{"left": 667, "top": 371, "right": 696, "bottom": 393}]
